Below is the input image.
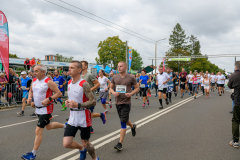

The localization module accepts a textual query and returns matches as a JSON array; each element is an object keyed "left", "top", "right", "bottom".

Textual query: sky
[{"left": 1, "top": 0, "right": 240, "bottom": 72}]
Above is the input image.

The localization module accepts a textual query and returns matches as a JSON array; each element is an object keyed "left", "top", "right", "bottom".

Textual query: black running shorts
[
  {"left": 37, "top": 114, "right": 51, "bottom": 128},
  {"left": 64, "top": 124, "right": 91, "bottom": 140},
  {"left": 211, "top": 83, "right": 215, "bottom": 86},
  {"left": 158, "top": 88, "right": 167, "bottom": 94},
  {"left": 116, "top": 104, "right": 131, "bottom": 123},
  {"left": 219, "top": 84, "right": 224, "bottom": 87},
  {"left": 180, "top": 84, "right": 185, "bottom": 90}
]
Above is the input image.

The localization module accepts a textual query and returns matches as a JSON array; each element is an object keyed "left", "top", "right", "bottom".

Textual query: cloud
[{"left": 1, "top": 0, "right": 240, "bottom": 72}]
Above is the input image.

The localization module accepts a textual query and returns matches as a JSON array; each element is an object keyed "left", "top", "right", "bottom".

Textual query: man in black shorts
[
  {"left": 180, "top": 74, "right": 187, "bottom": 98},
  {"left": 110, "top": 61, "right": 139, "bottom": 151},
  {"left": 156, "top": 67, "right": 170, "bottom": 109}
]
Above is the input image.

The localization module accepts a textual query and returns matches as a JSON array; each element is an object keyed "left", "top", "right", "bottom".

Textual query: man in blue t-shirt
[
  {"left": 17, "top": 71, "right": 32, "bottom": 116},
  {"left": 139, "top": 69, "right": 150, "bottom": 108},
  {"left": 53, "top": 69, "right": 67, "bottom": 111},
  {"left": 166, "top": 68, "right": 174, "bottom": 103}
]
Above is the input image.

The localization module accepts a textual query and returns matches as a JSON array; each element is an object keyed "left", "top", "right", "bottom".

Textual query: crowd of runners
[{"left": 16, "top": 60, "right": 230, "bottom": 160}]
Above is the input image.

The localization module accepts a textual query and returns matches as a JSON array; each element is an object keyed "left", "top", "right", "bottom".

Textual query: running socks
[
  {"left": 159, "top": 99, "right": 162, "bottom": 106},
  {"left": 32, "top": 150, "right": 37, "bottom": 156}
]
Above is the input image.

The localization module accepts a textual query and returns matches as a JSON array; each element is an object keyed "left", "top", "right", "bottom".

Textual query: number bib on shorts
[
  {"left": 140, "top": 84, "right": 145, "bottom": 88},
  {"left": 116, "top": 85, "right": 127, "bottom": 93}
]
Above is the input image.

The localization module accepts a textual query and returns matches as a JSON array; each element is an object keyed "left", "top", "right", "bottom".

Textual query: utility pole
[
  {"left": 155, "top": 43, "right": 157, "bottom": 74},
  {"left": 126, "top": 41, "right": 128, "bottom": 73}
]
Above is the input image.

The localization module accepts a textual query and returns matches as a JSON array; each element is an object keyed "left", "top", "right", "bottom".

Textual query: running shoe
[
  {"left": 159, "top": 106, "right": 163, "bottom": 109},
  {"left": 61, "top": 101, "right": 65, "bottom": 108},
  {"left": 139, "top": 97, "right": 142, "bottom": 100},
  {"left": 100, "top": 112, "right": 107, "bottom": 124},
  {"left": 229, "top": 140, "right": 239, "bottom": 149},
  {"left": 142, "top": 103, "right": 145, "bottom": 108},
  {"left": 131, "top": 123, "right": 136, "bottom": 137},
  {"left": 114, "top": 142, "right": 122, "bottom": 151},
  {"left": 109, "top": 102, "right": 112, "bottom": 109},
  {"left": 219, "top": 94, "right": 222, "bottom": 96},
  {"left": 97, "top": 98, "right": 101, "bottom": 102},
  {"left": 17, "top": 112, "right": 24, "bottom": 116},
  {"left": 166, "top": 100, "right": 169, "bottom": 105},
  {"left": 147, "top": 100, "right": 149, "bottom": 105},
  {"left": 91, "top": 127, "right": 94, "bottom": 134},
  {"left": 223, "top": 90, "right": 225, "bottom": 94},
  {"left": 61, "top": 106, "right": 67, "bottom": 111},
  {"left": 194, "top": 96, "right": 196, "bottom": 99},
  {"left": 79, "top": 148, "right": 87, "bottom": 160},
  {"left": 104, "top": 109, "right": 108, "bottom": 113},
  {"left": 30, "top": 112, "right": 37, "bottom": 118},
  {"left": 155, "top": 95, "right": 158, "bottom": 97},
  {"left": 21, "top": 152, "right": 36, "bottom": 160},
  {"left": 189, "top": 92, "right": 191, "bottom": 95}
]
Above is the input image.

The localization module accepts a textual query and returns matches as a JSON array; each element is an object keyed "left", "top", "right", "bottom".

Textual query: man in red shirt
[{"left": 30, "top": 57, "right": 36, "bottom": 67}]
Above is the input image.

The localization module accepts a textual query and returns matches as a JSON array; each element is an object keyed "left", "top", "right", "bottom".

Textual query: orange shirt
[{"left": 30, "top": 59, "right": 36, "bottom": 66}]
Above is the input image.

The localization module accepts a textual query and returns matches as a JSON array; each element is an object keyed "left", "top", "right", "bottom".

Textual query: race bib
[
  {"left": 100, "top": 85, "right": 104, "bottom": 90},
  {"left": 140, "top": 84, "right": 145, "bottom": 88},
  {"left": 116, "top": 85, "right": 127, "bottom": 93},
  {"left": 159, "top": 88, "right": 163, "bottom": 91},
  {"left": 21, "top": 86, "right": 26, "bottom": 90},
  {"left": 175, "top": 82, "right": 178, "bottom": 84},
  {"left": 181, "top": 82, "right": 184, "bottom": 85}
]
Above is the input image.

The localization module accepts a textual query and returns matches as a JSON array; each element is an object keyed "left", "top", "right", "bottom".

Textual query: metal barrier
[{"left": 0, "top": 83, "right": 23, "bottom": 107}]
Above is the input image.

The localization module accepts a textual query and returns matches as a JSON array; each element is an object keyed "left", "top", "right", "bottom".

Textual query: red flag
[
  {"left": 0, "top": 11, "right": 9, "bottom": 80},
  {"left": 163, "top": 57, "right": 165, "bottom": 72}
]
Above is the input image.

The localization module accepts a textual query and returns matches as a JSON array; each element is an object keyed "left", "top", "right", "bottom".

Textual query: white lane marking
[
  {"left": 53, "top": 94, "right": 202, "bottom": 160},
  {"left": 0, "top": 115, "right": 59, "bottom": 129},
  {"left": 67, "top": 94, "right": 203, "bottom": 160}
]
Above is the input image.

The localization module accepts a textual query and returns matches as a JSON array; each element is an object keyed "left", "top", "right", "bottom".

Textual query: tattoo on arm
[
  {"left": 82, "top": 82, "right": 96, "bottom": 108},
  {"left": 85, "top": 141, "right": 96, "bottom": 159}
]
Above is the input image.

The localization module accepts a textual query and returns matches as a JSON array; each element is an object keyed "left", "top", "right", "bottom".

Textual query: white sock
[
  {"left": 80, "top": 147, "right": 85, "bottom": 151},
  {"left": 32, "top": 150, "right": 37, "bottom": 156}
]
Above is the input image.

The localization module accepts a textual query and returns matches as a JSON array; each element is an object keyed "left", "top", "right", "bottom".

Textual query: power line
[
  {"left": 59, "top": 0, "right": 159, "bottom": 44},
  {"left": 43, "top": 0, "right": 165, "bottom": 47}
]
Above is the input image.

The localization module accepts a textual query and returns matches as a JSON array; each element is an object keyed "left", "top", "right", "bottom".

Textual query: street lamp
[{"left": 155, "top": 38, "right": 166, "bottom": 74}]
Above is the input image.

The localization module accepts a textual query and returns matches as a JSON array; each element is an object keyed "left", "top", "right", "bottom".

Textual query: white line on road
[
  {"left": 0, "top": 115, "right": 59, "bottom": 129},
  {"left": 53, "top": 94, "right": 202, "bottom": 160}
]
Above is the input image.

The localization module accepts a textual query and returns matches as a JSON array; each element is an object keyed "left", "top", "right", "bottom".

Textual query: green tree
[
  {"left": 169, "top": 23, "right": 187, "bottom": 50},
  {"left": 131, "top": 49, "right": 143, "bottom": 70},
  {"left": 96, "top": 36, "right": 126, "bottom": 69},
  {"left": 9, "top": 53, "right": 18, "bottom": 58},
  {"left": 56, "top": 54, "right": 74, "bottom": 62}
]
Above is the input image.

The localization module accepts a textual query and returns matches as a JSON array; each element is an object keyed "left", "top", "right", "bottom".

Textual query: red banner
[{"left": 0, "top": 10, "right": 9, "bottom": 80}]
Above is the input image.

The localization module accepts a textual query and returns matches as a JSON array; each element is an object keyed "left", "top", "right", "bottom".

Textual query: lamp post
[{"left": 155, "top": 38, "right": 166, "bottom": 74}]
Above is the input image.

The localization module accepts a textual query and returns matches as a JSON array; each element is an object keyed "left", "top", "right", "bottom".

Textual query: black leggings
[{"left": 141, "top": 87, "right": 148, "bottom": 97}]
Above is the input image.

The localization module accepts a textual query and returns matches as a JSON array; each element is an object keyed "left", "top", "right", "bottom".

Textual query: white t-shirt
[
  {"left": 210, "top": 75, "right": 216, "bottom": 83},
  {"left": 200, "top": 77, "right": 204, "bottom": 86},
  {"left": 187, "top": 74, "right": 194, "bottom": 83},
  {"left": 98, "top": 76, "right": 109, "bottom": 92},
  {"left": 197, "top": 74, "right": 201, "bottom": 83},
  {"left": 157, "top": 72, "right": 170, "bottom": 89},
  {"left": 217, "top": 75, "right": 225, "bottom": 84}
]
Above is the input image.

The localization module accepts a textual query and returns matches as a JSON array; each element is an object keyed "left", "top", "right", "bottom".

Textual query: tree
[
  {"left": 96, "top": 36, "right": 126, "bottom": 69},
  {"left": 9, "top": 53, "right": 18, "bottom": 58},
  {"left": 131, "top": 49, "right": 143, "bottom": 70},
  {"left": 169, "top": 23, "right": 187, "bottom": 50},
  {"left": 56, "top": 54, "right": 74, "bottom": 62}
]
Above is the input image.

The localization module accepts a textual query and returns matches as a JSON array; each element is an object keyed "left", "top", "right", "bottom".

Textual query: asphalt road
[{"left": 0, "top": 88, "right": 239, "bottom": 160}]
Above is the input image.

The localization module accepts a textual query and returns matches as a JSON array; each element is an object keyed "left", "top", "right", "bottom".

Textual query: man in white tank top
[
  {"left": 63, "top": 61, "right": 99, "bottom": 160},
  {"left": 21, "top": 64, "right": 64, "bottom": 160}
]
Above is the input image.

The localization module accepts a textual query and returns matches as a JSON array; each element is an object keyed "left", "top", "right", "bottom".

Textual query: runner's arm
[
  {"left": 91, "top": 79, "right": 100, "bottom": 91},
  {"left": 109, "top": 83, "right": 115, "bottom": 94},
  {"left": 27, "top": 84, "right": 33, "bottom": 102},
  {"left": 131, "top": 83, "right": 140, "bottom": 95},
  {"left": 107, "top": 80, "right": 111, "bottom": 89},
  {"left": 81, "top": 82, "right": 96, "bottom": 108},
  {"left": 47, "top": 80, "right": 62, "bottom": 100}
]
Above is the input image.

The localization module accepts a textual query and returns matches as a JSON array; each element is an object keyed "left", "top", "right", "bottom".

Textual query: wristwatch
[
  {"left": 78, "top": 103, "right": 81, "bottom": 109},
  {"left": 49, "top": 97, "right": 52, "bottom": 101}
]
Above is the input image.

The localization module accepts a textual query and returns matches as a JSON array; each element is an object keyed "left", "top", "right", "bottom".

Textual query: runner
[
  {"left": 180, "top": 68, "right": 188, "bottom": 93},
  {"left": 63, "top": 61, "right": 99, "bottom": 160},
  {"left": 21, "top": 64, "right": 64, "bottom": 160},
  {"left": 174, "top": 72, "right": 179, "bottom": 97},
  {"left": 203, "top": 74, "right": 211, "bottom": 98},
  {"left": 110, "top": 61, "right": 139, "bottom": 151},
  {"left": 139, "top": 69, "right": 150, "bottom": 108},
  {"left": 53, "top": 69, "right": 67, "bottom": 111},
  {"left": 16, "top": 71, "right": 32, "bottom": 116},
  {"left": 191, "top": 73, "right": 198, "bottom": 99},
  {"left": 217, "top": 71, "right": 225, "bottom": 96},
  {"left": 187, "top": 71, "right": 194, "bottom": 96},
  {"left": 98, "top": 69, "right": 111, "bottom": 113},
  {"left": 81, "top": 61, "right": 106, "bottom": 134},
  {"left": 200, "top": 73, "right": 205, "bottom": 95},
  {"left": 210, "top": 72, "right": 216, "bottom": 92},
  {"left": 197, "top": 71, "right": 201, "bottom": 90},
  {"left": 108, "top": 73, "right": 114, "bottom": 106},
  {"left": 179, "top": 73, "right": 187, "bottom": 98},
  {"left": 156, "top": 67, "right": 170, "bottom": 109},
  {"left": 166, "top": 68, "right": 174, "bottom": 103}
]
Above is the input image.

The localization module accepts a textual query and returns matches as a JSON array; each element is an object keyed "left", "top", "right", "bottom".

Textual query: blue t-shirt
[
  {"left": 140, "top": 75, "right": 149, "bottom": 87},
  {"left": 53, "top": 76, "right": 66, "bottom": 91},
  {"left": 167, "top": 72, "right": 174, "bottom": 86},
  {"left": 21, "top": 77, "right": 31, "bottom": 93}
]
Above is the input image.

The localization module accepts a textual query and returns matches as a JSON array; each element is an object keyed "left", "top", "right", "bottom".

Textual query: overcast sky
[{"left": 1, "top": 0, "right": 240, "bottom": 72}]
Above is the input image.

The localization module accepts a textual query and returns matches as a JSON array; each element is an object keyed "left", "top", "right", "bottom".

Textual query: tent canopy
[
  {"left": 105, "top": 65, "right": 116, "bottom": 74},
  {"left": 144, "top": 66, "right": 154, "bottom": 73},
  {"left": 130, "top": 69, "right": 137, "bottom": 74},
  {"left": 93, "top": 65, "right": 104, "bottom": 73}
]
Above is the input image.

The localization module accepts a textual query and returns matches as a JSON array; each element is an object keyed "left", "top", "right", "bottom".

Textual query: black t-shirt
[
  {"left": 173, "top": 72, "right": 177, "bottom": 83},
  {"left": 180, "top": 77, "right": 186, "bottom": 85},
  {"left": 8, "top": 73, "right": 16, "bottom": 84}
]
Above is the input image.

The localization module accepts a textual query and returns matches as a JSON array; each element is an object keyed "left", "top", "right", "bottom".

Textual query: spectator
[
  {"left": 59, "top": 67, "right": 63, "bottom": 75},
  {"left": 6, "top": 68, "right": 17, "bottom": 104},
  {"left": 24, "top": 58, "right": 31, "bottom": 70},
  {"left": 0, "top": 73, "right": 8, "bottom": 92},
  {"left": 228, "top": 61, "right": 240, "bottom": 148},
  {"left": 62, "top": 71, "right": 68, "bottom": 97},
  {"left": 36, "top": 58, "right": 41, "bottom": 65},
  {"left": 30, "top": 57, "right": 36, "bottom": 67}
]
